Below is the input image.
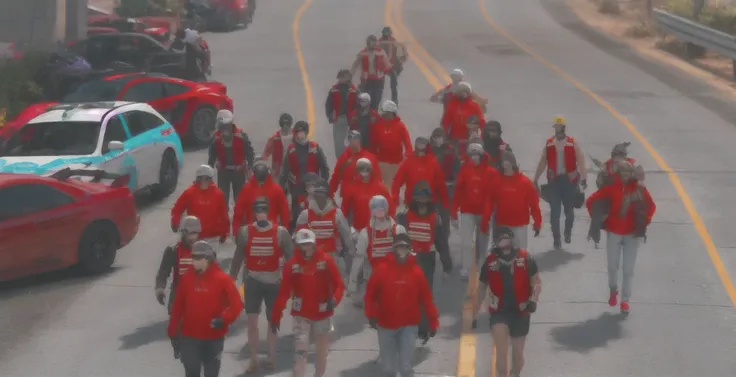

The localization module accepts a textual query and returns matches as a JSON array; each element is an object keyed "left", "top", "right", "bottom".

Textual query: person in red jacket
[
  {"left": 232, "top": 159, "right": 290, "bottom": 234},
  {"left": 441, "top": 82, "right": 485, "bottom": 149},
  {"left": 348, "top": 93, "right": 380, "bottom": 149},
  {"left": 167, "top": 241, "right": 243, "bottom": 377},
  {"left": 156, "top": 216, "right": 201, "bottom": 313},
  {"left": 262, "top": 113, "right": 294, "bottom": 178},
  {"left": 391, "top": 136, "right": 449, "bottom": 212},
  {"left": 171, "top": 165, "right": 229, "bottom": 247},
  {"left": 476, "top": 227, "right": 541, "bottom": 377},
  {"left": 365, "top": 233, "right": 439, "bottom": 376},
  {"left": 370, "top": 100, "right": 412, "bottom": 188},
  {"left": 482, "top": 152, "right": 542, "bottom": 249},
  {"left": 207, "top": 109, "right": 255, "bottom": 207},
  {"left": 451, "top": 144, "right": 499, "bottom": 280},
  {"left": 341, "top": 158, "right": 395, "bottom": 231},
  {"left": 324, "top": 69, "right": 358, "bottom": 158},
  {"left": 271, "top": 229, "right": 345, "bottom": 377},
  {"left": 586, "top": 160, "right": 655, "bottom": 314},
  {"left": 329, "top": 130, "right": 382, "bottom": 199},
  {"left": 229, "top": 197, "right": 293, "bottom": 373}
]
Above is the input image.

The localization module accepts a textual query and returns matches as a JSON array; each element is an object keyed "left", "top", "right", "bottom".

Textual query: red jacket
[
  {"left": 341, "top": 175, "right": 395, "bottom": 230},
  {"left": 167, "top": 263, "right": 243, "bottom": 340},
  {"left": 441, "top": 97, "right": 485, "bottom": 140},
  {"left": 483, "top": 172, "right": 542, "bottom": 231},
  {"left": 586, "top": 178, "right": 656, "bottom": 235},
  {"left": 272, "top": 248, "right": 345, "bottom": 324},
  {"left": 391, "top": 154, "right": 449, "bottom": 207},
  {"left": 370, "top": 116, "right": 412, "bottom": 164},
  {"left": 232, "top": 175, "right": 290, "bottom": 234},
  {"left": 329, "top": 148, "right": 382, "bottom": 198},
  {"left": 451, "top": 160, "right": 499, "bottom": 217},
  {"left": 171, "top": 184, "right": 229, "bottom": 238},
  {"left": 262, "top": 130, "right": 293, "bottom": 175},
  {"left": 348, "top": 109, "right": 380, "bottom": 130},
  {"left": 364, "top": 254, "right": 439, "bottom": 330}
]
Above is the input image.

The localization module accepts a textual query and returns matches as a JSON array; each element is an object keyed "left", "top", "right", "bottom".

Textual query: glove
[
  {"left": 171, "top": 224, "right": 178, "bottom": 233},
  {"left": 210, "top": 317, "right": 224, "bottom": 329},
  {"left": 533, "top": 227, "right": 541, "bottom": 237},
  {"left": 219, "top": 235, "right": 227, "bottom": 244},
  {"left": 450, "top": 219, "right": 459, "bottom": 230},
  {"left": 580, "top": 179, "right": 588, "bottom": 190},
  {"left": 524, "top": 301, "right": 538, "bottom": 313},
  {"left": 368, "top": 317, "right": 378, "bottom": 329},
  {"left": 170, "top": 336, "right": 180, "bottom": 359},
  {"left": 155, "top": 288, "right": 166, "bottom": 306},
  {"left": 270, "top": 322, "right": 280, "bottom": 334}
]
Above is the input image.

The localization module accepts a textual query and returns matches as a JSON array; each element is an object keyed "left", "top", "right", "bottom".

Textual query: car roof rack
[{"left": 49, "top": 167, "right": 123, "bottom": 183}]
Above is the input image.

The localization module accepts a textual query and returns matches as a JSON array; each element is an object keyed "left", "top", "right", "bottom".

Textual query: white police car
[{"left": 0, "top": 101, "right": 184, "bottom": 197}]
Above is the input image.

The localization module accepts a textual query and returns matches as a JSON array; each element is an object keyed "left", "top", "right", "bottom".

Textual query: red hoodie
[
  {"left": 451, "top": 160, "right": 499, "bottom": 217},
  {"left": 370, "top": 116, "right": 413, "bottom": 164},
  {"left": 272, "top": 247, "right": 345, "bottom": 324},
  {"left": 440, "top": 96, "right": 485, "bottom": 140},
  {"left": 171, "top": 184, "right": 229, "bottom": 238},
  {"left": 232, "top": 175, "right": 290, "bottom": 234},
  {"left": 167, "top": 263, "right": 243, "bottom": 340},
  {"left": 482, "top": 172, "right": 542, "bottom": 231},
  {"left": 586, "top": 177, "right": 655, "bottom": 235},
  {"left": 364, "top": 254, "right": 439, "bottom": 330},
  {"left": 341, "top": 175, "right": 395, "bottom": 230},
  {"left": 329, "top": 148, "right": 382, "bottom": 198},
  {"left": 391, "top": 154, "right": 449, "bottom": 207}
]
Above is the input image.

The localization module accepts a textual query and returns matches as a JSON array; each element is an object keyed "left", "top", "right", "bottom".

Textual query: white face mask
[
  {"left": 192, "top": 258, "right": 209, "bottom": 272},
  {"left": 360, "top": 171, "right": 371, "bottom": 179},
  {"left": 396, "top": 247, "right": 411, "bottom": 259},
  {"left": 199, "top": 182, "right": 210, "bottom": 190},
  {"left": 360, "top": 100, "right": 370, "bottom": 108},
  {"left": 373, "top": 209, "right": 386, "bottom": 218},
  {"left": 471, "top": 155, "right": 481, "bottom": 165}
]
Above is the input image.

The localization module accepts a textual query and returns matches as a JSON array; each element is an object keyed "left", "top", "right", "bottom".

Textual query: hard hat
[
  {"left": 467, "top": 143, "right": 484, "bottom": 156},
  {"left": 191, "top": 240, "right": 216, "bottom": 260},
  {"left": 450, "top": 68, "right": 464, "bottom": 78},
  {"left": 356, "top": 157, "right": 372, "bottom": 171},
  {"left": 294, "top": 228, "right": 317, "bottom": 245},
  {"left": 253, "top": 196, "right": 269, "bottom": 212},
  {"left": 279, "top": 112, "right": 293, "bottom": 125},
  {"left": 195, "top": 165, "right": 215, "bottom": 179},
  {"left": 216, "top": 109, "right": 234, "bottom": 129},
  {"left": 369, "top": 195, "right": 389, "bottom": 211},
  {"left": 392, "top": 233, "right": 412, "bottom": 248},
  {"left": 358, "top": 92, "right": 371, "bottom": 102},
  {"left": 313, "top": 179, "right": 329, "bottom": 195},
  {"left": 347, "top": 130, "right": 361, "bottom": 141},
  {"left": 454, "top": 81, "right": 472, "bottom": 93},
  {"left": 381, "top": 100, "right": 398, "bottom": 113},
  {"left": 553, "top": 116, "right": 566, "bottom": 126},
  {"left": 294, "top": 120, "right": 309, "bottom": 134},
  {"left": 180, "top": 216, "right": 202, "bottom": 233}
]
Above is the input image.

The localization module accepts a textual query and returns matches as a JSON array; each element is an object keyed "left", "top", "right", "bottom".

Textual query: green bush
[
  {"left": 663, "top": 0, "right": 736, "bottom": 34},
  {"left": 116, "top": 0, "right": 184, "bottom": 18},
  {"left": 0, "top": 52, "right": 49, "bottom": 121}
]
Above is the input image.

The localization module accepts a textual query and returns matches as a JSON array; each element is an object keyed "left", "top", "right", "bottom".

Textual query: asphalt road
[{"left": 2, "top": 0, "right": 736, "bottom": 376}]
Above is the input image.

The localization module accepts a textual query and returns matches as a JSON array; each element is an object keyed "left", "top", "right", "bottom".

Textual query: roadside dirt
[{"left": 567, "top": 0, "right": 736, "bottom": 94}]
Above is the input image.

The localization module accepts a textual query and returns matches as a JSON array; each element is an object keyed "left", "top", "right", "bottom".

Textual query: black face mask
[
  {"left": 254, "top": 167, "right": 269, "bottom": 182},
  {"left": 256, "top": 219, "right": 270, "bottom": 228}
]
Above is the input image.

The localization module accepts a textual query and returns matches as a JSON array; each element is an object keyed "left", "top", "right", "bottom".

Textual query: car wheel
[
  {"left": 77, "top": 222, "right": 119, "bottom": 275},
  {"left": 188, "top": 106, "right": 217, "bottom": 147},
  {"left": 152, "top": 149, "right": 179, "bottom": 198}
]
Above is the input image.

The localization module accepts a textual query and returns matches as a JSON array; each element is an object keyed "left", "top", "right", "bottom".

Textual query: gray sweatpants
[
  {"left": 377, "top": 325, "right": 418, "bottom": 377},
  {"left": 459, "top": 213, "right": 488, "bottom": 272},
  {"left": 332, "top": 115, "right": 349, "bottom": 158},
  {"left": 606, "top": 232, "right": 641, "bottom": 301},
  {"left": 179, "top": 336, "right": 225, "bottom": 377}
]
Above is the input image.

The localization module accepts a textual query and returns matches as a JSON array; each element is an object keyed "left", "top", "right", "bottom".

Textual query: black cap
[
  {"left": 412, "top": 180, "right": 433, "bottom": 201},
  {"left": 337, "top": 69, "right": 351, "bottom": 79},
  {"left": 382, "top": 26, "right": 392, "bottom": 35},
  {"left": 294, "top": 121, "right": 309, "bottom": 134},
  {"left": 279, "top": 113, "right": 293, "bottom": 125},
  {"left": 495, "top": 226, "right": 514, "bottom": 240},
  {"left": 253, "top": 196, "right": 269, "bottom": 212},
  {"left": 393, "top": 233, "right": 412, "bottom": 248}
]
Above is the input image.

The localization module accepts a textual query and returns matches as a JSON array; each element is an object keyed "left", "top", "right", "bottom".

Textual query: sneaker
[
  {"left": 553, "top": 240, "right": 562, "bottom": 250},
  {"left": 620, "top": 301, "right": 630, "bottom": 314},
  {"left": 564, "top": 234, "right": 571, "bottom": 244},
  {"left": 608, "top": 290, "right": 618, "bottom": 307}
]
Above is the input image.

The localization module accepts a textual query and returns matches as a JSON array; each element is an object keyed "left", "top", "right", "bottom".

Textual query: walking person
[
  {"left": 378, "top": 26, "right": 407, "bottom": 105},
  {"left": 351, "top": 35, "right": 392, "bottom": 109},
  {"left": 207, "top": 110, "right": 255, "bottom": 207},
  {"left": 370, "top": 100, "right": 412, "bottom": 188},
  {"left": 348, "top": 93, "right": 380, "bottom": 149},
  {"left": 171, "top": 165, "right": 230, "bottom": 248},
  {"left": 155, "top": 216, "right": 202, "bottom": 313},
  {"left": 325, "top": 69, "right": 358, "bottom": 158},
  {"left": 262, "top": 113, "right": 294, "bottom": 179}
]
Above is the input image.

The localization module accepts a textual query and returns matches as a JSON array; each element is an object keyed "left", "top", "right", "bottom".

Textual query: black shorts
[
  {"left": 244, "top": 276, "right": 279, "bottom": 318},
  {"left": 489, "top": 312, "right": 530, "bottom": 338}
]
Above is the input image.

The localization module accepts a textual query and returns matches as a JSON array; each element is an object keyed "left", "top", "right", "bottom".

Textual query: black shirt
[{"left": 479, "top": 248, "right": 538, "bottom": 312}]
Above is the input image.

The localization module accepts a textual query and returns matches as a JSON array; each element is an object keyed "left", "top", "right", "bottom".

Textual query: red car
[
  {"left": 2, "top": 72, "right": 233, "bottom": 146},
  {"left": 0, "top": 168, "right": 140, "bottom": 282}
]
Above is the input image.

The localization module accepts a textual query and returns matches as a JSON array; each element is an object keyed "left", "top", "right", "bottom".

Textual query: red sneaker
[
  {"left": 608, "top": 290, "right": 618, "bottom": 307},
  {"left": 620, "top": 301, "right": 630, "bottom": 314}
]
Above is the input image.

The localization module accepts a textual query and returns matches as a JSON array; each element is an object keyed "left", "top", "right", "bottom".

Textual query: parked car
[
  {"left": 186, "top": 0, "right": 251, "bottom": 31},
  {"left": 1, "top": 72, "right": 230, "bottom": 146},
  {"left": 0, "top": 168, "right": 139, "bottom": 281},
  {"left": 87, "top": 15, "right": 171, "bottom": 45},
  {"left": 0, "top": 101, "right": 184, "bottom": 197}
]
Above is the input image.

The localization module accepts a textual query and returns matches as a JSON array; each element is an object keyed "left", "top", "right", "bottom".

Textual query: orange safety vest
[
  {"left": 213, "top": 127, "right": 248, "bottom": 170},
  {"left": 359, "top": 47, "right": 389, "bottom": 81},
  {"left": 244, "top": 225, "right": 282, "bottom": 272},
  {"left": 484, "top": 249, "right": 532, "bottom": 315},
  {"left": 366, "top": 223, "right": 398, "bottom": 266},
  {"left": 286, "top": 141, "right": 320, "bottom": 186},
  {"left": 307, "top": 208, "right": 338, "bottom": 253},
  {"left": 406, "top": 211, "right": 435, "bottom": 253},
  {"left": 545, "top": 136, "right": 577, "bottom": 179}
]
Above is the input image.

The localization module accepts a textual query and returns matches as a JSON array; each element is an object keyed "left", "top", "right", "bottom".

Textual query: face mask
[
  {"left": 373, "top": 209, "right": 386, "bottom": 219},
  {"left": 497, "top": 237, "right": 512, "bottom": 250},
  {"left": 256, "top": 219, "right": 270, "bottom": 228},
  {"left": 198, "top": 180, "right": 210, "bottom": 190},
  {"left": 183, "top": 233, "right": 198, "bottom": 244},
  {"left": 360, "top": 101, "right": 370, "bottom": 108},
  {"left": 395, "top": 247, "right": 411, "bottom": 260},
  {"left": 471, "top": 155, "right": 481, "bottom": 165},
  {"left": 360, "top": 171, "right": 371, "bottom": 180},
  {"left": 502, "top": 162, "right": 514, "bottom": 175},
  {"left": 192, "top": 258, "right": 208, "bottom": 272},
  {"left": 415, "top": 148, "right": 426, "bottom": 156},
  {"left": 296, "top": 132, "right": 307, "bottom": 143},
  {"left": 254, "top": 168, "right": 269, "bottom": 182},
  {"left": 433, "top": 137, "right": 444, "bottom": 146},
  {"left": 417, "top": 203, "right": 428, "bottom": 215}
]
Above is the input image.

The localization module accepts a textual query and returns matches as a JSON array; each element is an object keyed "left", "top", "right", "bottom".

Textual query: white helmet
[
  {"left": 454, "top": 81, "right": 472, "bottom": 93},
  {"left": 369, "top": 195, "right": 389, "bottom": 211},
  {"left": 381, "top": 100, "right": 398, "bottom": 114},
  {"left": 195, "top": 164, "right": 215, "bottom": 179},
  {"left": 216, "top": 109, "right": 234, "bottom": 129},
  {"left": 294, "top": 228, "right": 317, "bottom": 245},
  {"left": 450, "top": 68, "right": 464, "bottom": 78},
  {"left": 358, "top": 92, "right": 371, "bottom": 102},
  {"left": 181, "top": 216, "right": 202, "bottom": 233},
  {"left": 356, "top": 157, "right": 372, "bottom": 171}
]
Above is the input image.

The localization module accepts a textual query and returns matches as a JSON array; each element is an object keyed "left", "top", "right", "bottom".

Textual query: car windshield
[
  {"left": 2, "top": 121, "right": 101, "bottom": 157},
  {"left": 62, "top": 77, "right": 129, "bottom": 102}
]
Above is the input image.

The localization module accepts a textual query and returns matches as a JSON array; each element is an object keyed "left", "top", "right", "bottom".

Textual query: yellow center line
[
  {"left": 476, "top": 0, "right": 736, "bottom": 309},
  {"left": 292, "top": 0, "right": 316, "bottom": 138},
  {"left": 386, "top": 0, "right": 488, "bottom": 376}
]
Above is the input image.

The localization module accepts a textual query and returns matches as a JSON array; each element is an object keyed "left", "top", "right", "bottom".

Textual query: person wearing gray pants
[{"left": 325, "top": 69, "right": 358, "bottom": 158}]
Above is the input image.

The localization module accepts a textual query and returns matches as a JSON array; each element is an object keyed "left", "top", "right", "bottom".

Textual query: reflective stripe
[
  {"left": 310, "top": 220, "right": 335, "bottom": 239},
  {"left": 408, "top": 222, "right": 432, "bottom": 243},
  {"left": 371, "top": 236, "right": 393, "bottom": 258},
  {"left": 251, "top": 236, "right": 275, "bottom": 256},
  {"left": 178, "top": 258, "right": 192, "bottom": 276}
]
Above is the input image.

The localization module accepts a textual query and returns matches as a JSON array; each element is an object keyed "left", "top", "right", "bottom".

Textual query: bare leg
[
  {"left": 314, "top": 333, "right": 331, "bottom": 377},
  {"left": 292, "top": 319, "right": 310, "bottom": 377},
  {"left": 266, "top": 322, "right": 277, "bottom": 366},
  {"left": 510, "top": 336, "right": 527, "bottom": 376},
  {"left": 491, "top": 323, "right": 510, "bottom": 377},
  {"left": 246, "top": 314, "right": 260, "bottom": 371}
]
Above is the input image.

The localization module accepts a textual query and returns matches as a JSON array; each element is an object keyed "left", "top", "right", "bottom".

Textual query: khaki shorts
[{"left": 292, "top": 316, "right": 334, "bottom": 342}]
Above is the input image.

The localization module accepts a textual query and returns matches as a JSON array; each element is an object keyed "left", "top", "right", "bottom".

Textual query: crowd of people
[{"left": 157, "top": 27, "right": 657, "bottom": 377}]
